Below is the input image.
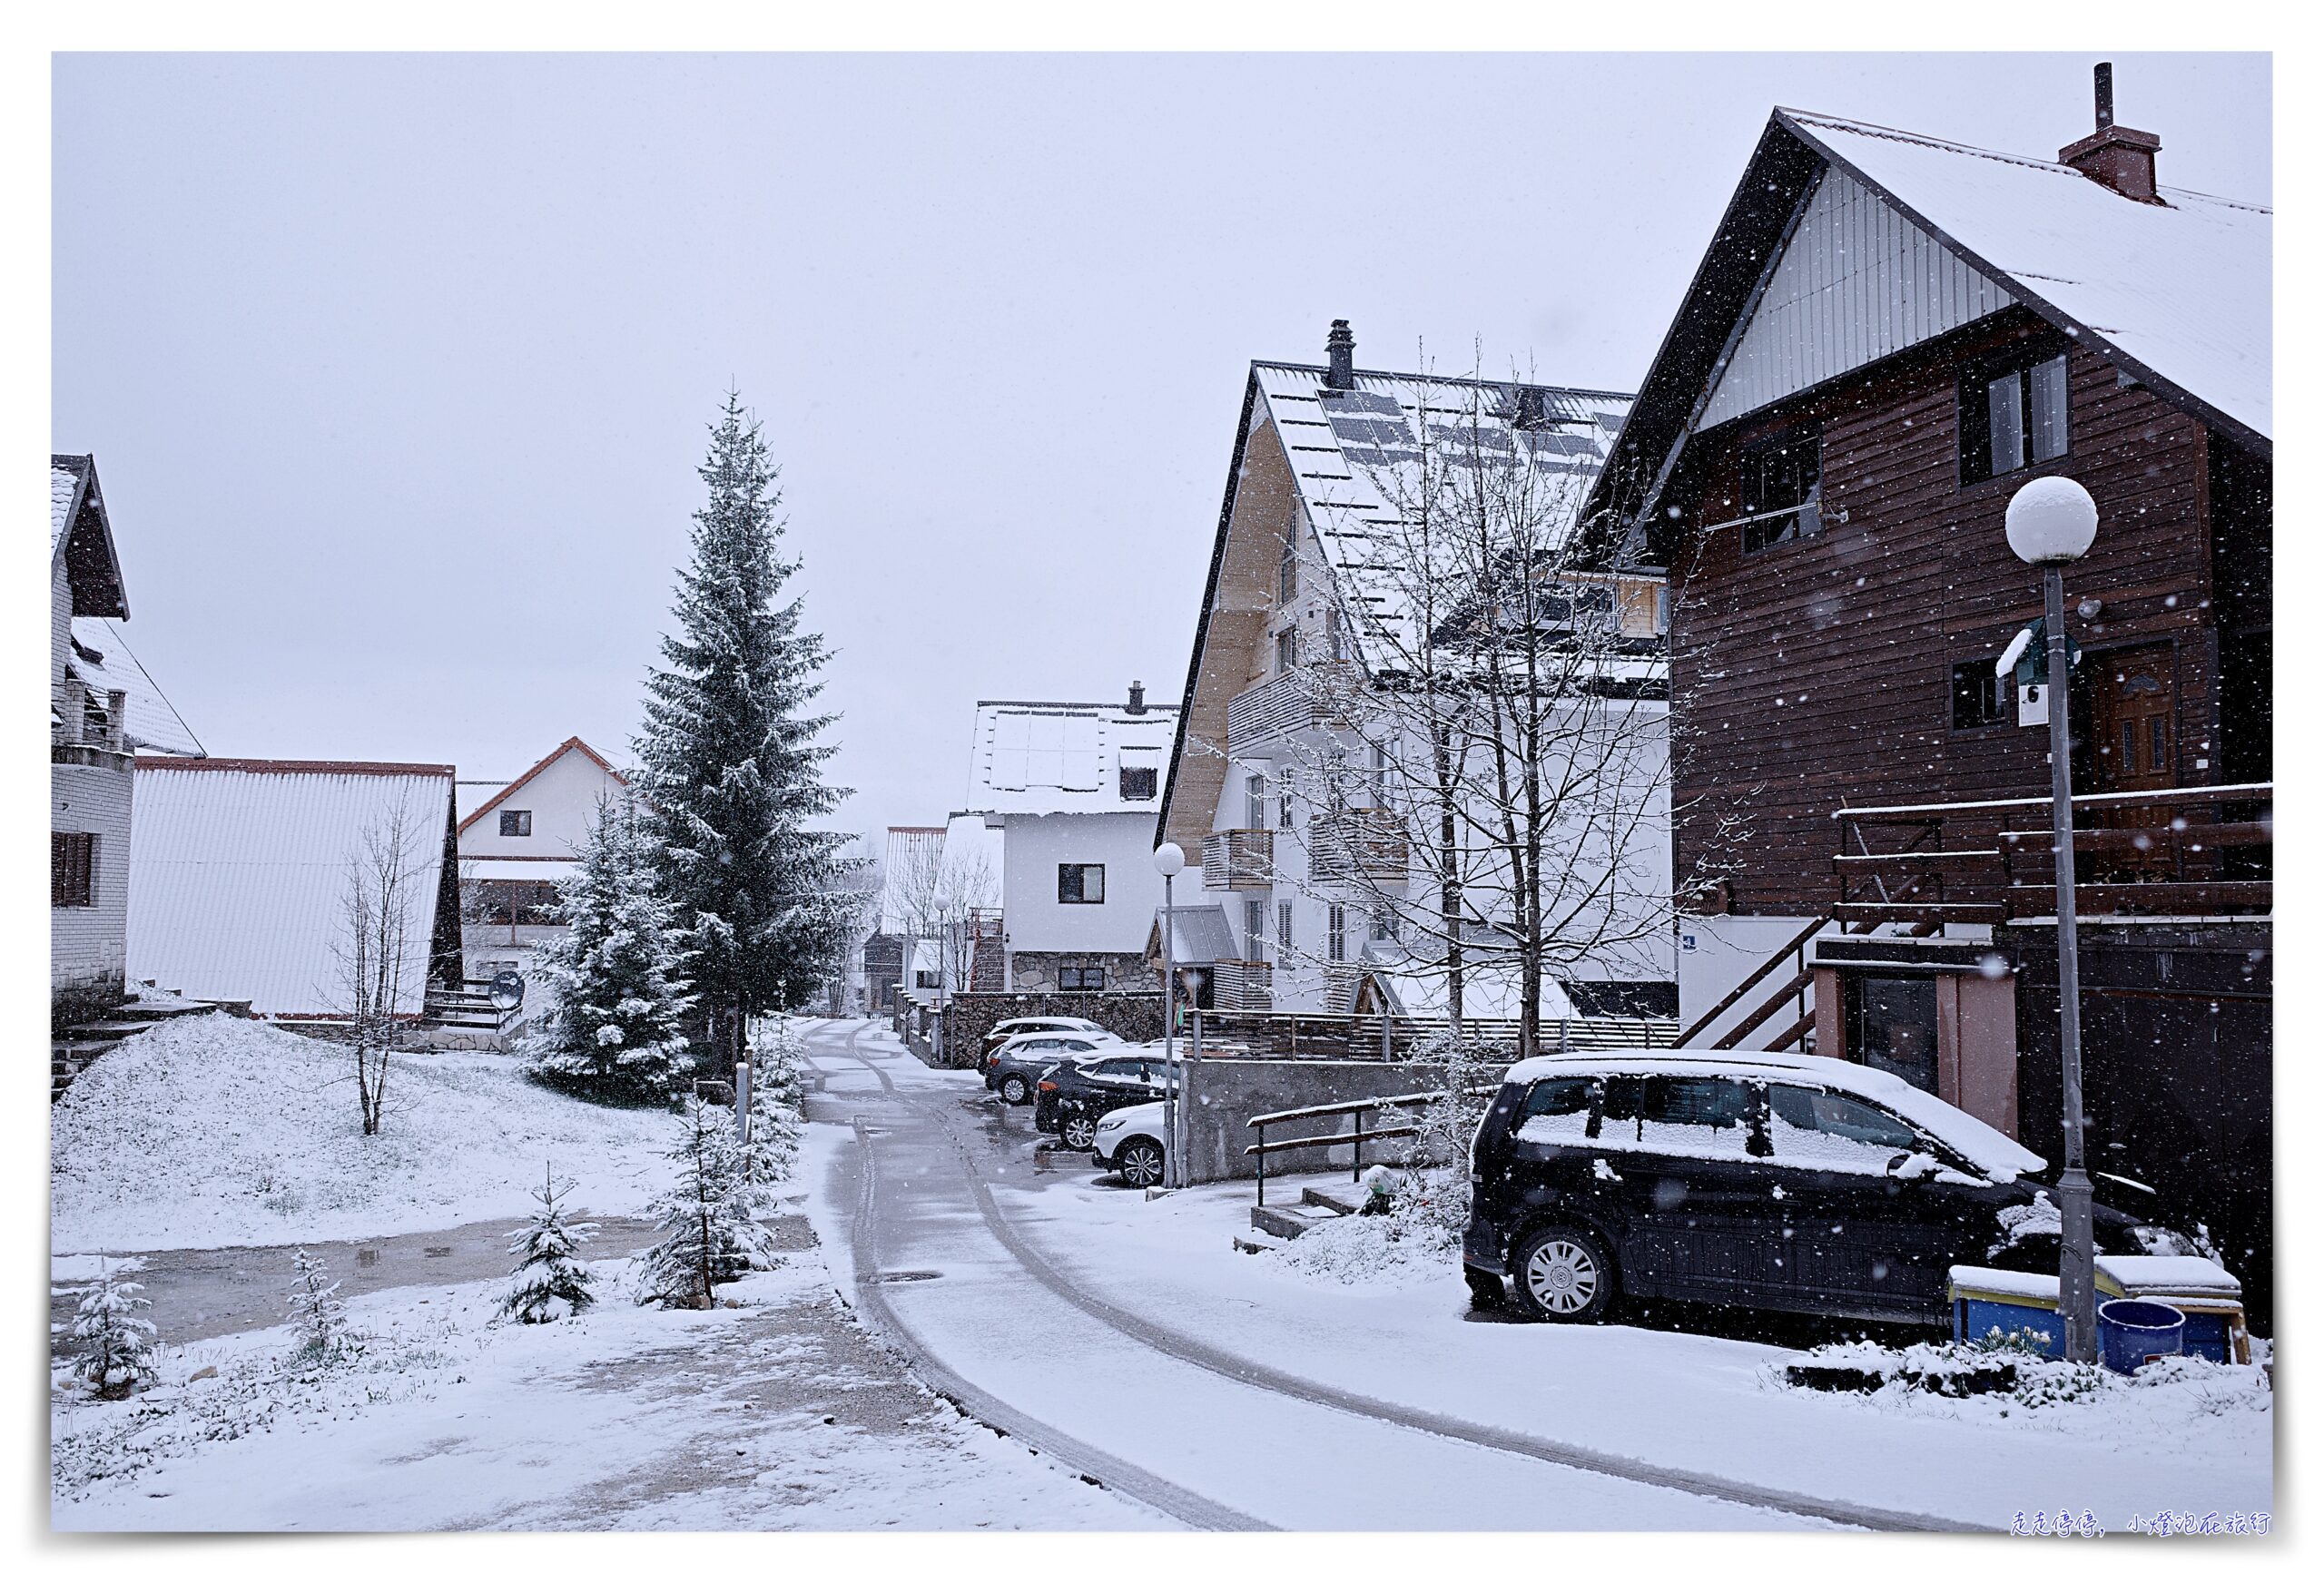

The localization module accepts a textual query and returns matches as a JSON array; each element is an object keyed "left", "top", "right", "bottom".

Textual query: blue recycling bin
[{"left": 2097, "top": 1299, "right": 2186, "bottom": 1374}]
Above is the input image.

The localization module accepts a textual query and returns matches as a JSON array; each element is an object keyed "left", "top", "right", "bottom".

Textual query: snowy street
[{"left": 797, "top": 1020, "right": 2274, "bottom": 1534}]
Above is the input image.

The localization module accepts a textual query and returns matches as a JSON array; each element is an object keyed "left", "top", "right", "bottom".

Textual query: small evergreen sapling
[
  {"left": 638, "top": 1095, "right": 774, "bottom": 1309},
  {"left": 500, "top": 1164, "right": 601, "bottom": 1324},
  {"left": 738, "top": 1018, "right": 808, "bottom": 1194},
  {"left": 71, "top": 1261, "right": 159, "bottom": 1401},
  {"left": 285, "top": 1247, "right": 352, "bottom": 1364}
]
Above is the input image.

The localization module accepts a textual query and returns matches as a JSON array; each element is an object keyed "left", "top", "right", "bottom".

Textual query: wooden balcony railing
[
  {"left": 1308, "top": 806, "right": 1410, "bottom": 887},
  {"left": 1833, "top": 782, "right": 2271, "bottom": 929},
  {"left": 1203, "top": 829, "right": 1275, "bottom": 890},
  {"left": 1211, "top": 959, "right": 1274, "bottom": 1012},
  {"left": 1226, "top": 674, "right": 1316, "bottom": 752}
]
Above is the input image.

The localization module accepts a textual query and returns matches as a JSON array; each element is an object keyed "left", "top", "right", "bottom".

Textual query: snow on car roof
[{"left": 1503, "top": 1047, "right": 2046, "bottom": 1181}]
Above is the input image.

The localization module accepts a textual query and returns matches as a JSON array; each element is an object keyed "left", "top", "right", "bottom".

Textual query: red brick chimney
[{"left": 2058, "top": 62, "right": 2163, "bottom": 204}]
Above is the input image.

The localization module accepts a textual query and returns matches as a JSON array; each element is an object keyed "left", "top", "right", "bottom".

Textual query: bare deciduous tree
[
  {"left": 330, "top": 796, "right": 432, "bottom": 1136},
  {"left": 886, "top": 835, "right": 999, "bottom": 1000}
]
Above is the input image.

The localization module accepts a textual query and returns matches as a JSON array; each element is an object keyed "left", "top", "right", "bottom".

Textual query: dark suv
[
  {"left": 1036, "top": 1052, "right": 1174, "bottom": 1148},
  {"left": 1464, "top": 1051, "right": 2187, "bottom": 1326}
]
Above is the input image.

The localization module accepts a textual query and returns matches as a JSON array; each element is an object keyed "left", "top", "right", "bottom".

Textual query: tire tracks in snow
[{"left": 805, "top": 1024, "right": 1967, "bottom": 1533}]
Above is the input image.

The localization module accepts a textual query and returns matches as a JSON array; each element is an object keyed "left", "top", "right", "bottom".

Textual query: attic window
[
  {"left": 499, "top": 809, "right": 533, "bottom": 837},
  {"left": 1738, "top": 428, "right": 1822, "bottom": 553},
  {"left": 1118, "top": 765, "right": 1157, "bottom": 801},
  {"left": 1961, "top": 346, "right": 2070, "bottom": 484}
]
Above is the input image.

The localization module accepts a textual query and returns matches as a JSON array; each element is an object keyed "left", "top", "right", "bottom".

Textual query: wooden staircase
[{"left": 1673, "top": 912, "right": 1831, "bottom": 1054}]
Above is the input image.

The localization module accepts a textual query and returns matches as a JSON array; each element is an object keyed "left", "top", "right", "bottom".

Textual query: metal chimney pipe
[{"left": 2094, "top": 62, "right": 2114, "bottom": 129}]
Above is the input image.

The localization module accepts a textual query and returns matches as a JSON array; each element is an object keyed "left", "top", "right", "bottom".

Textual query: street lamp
[
  {"left": 2005, "top": 475, "right": 2100, "bottom": 1364},
  {"left": 1153, "top": 841, "right": 1187, "bottom": 1189}
]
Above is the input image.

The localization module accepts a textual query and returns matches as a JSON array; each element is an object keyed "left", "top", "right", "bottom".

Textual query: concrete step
[
  {"left": 60, "top": 1020, "right": 153, "bottom": 1041},
  {"left": 1250, "top": 1202, "right": 1341, "bottom": 1241},
  {"left": 1302, "top": 1183, "right": 1369, "bottom": 1216}
]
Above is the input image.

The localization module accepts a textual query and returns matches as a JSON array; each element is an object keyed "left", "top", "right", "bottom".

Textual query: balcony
[
  {"left": 1308, "top": 807, "right": 1410, "bottom": 888},
  {"left": 1211, "top": 959, "right": 1273, "bottom": 1012},
  {"left": 1203, "top": 829, "right": 1275, "bottom": 890},
  {"left": 1226, "top": 674, "right": 1315, "bottom": 752},
  {"left": 1833, "top": 782, "right": 2271, "bottom": 931},
  {"left": 52, "top": 678, "right": 128, "bottom": 762}
]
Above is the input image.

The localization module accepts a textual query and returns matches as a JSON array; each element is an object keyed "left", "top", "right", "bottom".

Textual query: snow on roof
[
  {"left": 1502, "top": 1047, "right": 2046, "bottom": 1181},
  {"left": 128, "top": 759, "right": 454, "bottom": 1018},
  {"left": 51, "top": 464, "right": 82, "bottom": 559},
  {"left": 1250, "top": 364, "right": 1636, "bottom": 670},
  {"left": 962, "top": 697, "right": 1180, "bottom": 817},
  {"left": 1781, "top": 110, "right": 2271, "bottom": 443},
  {"left": 68, "top": 617, "right": 203, "bottom": 757}
]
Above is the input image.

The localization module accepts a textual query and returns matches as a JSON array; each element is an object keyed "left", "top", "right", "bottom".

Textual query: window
[
  {"left": 1738, "top": 429, "right": 1821, "bottom": 552},
  {"left": 1961, "top": 349, "right": 2069, "bottom": 484},
  {"left": 1370, "top": 904, "right": 1399, "bottom": 942},
  {"left": 1277, "top": 900, "right": 1295, "bottom": 954},
  {"left": 1326, "top": 606, "right": 1346, "bottom": 663},
  {"left": 1768, "top": 1085, "right": 1922, "bottom": 1173},
  {"left": 1245, "top": 772, "right": 1269, "bottom": 831},
  {"left": 498, "top": 809, "right": 533, "bottom": 838},
  {"left": 914, "top": 969, "right": 940, "bottom": 988},
  {"left": 1244, "top": 896, "right": 1266, "bottom": 956},
  {"left": 1653, "top": 585, "right": 1671, "bottom": 634},
  {"left": 1057, "top": 864, "right": 1106, "bottom": 904},
  {"left": 1278, "top": 768, "right": 1296, "bottom": 829},
  {"left": 1327, "top": 904, "right": 1346, "bottom": 962},
  {"left": 53, "top": 831, "right": 95, "bottom": 908},
  {"left": 1118, "top": 765, "right": 1157, "bottom": 801},
  {"left": 1280, "top": 536, "right": 1299, "bottom": 601},
  {"left": 1586, "top": 1074, "right": 1758, "bottom": 1158},
  {"left": 1951, "top": 658, "right": 2012, "bottom": 730},
  {"left": 1058, "top": 959, "right": 1106, "bottom": 991},
  {"left": 1275, "top": 626, "right": 1299, "bottom": 674},
  {"left": 1846, "top": 974, "right": 1939, "bottom": 1095},
  {"left": 1515, "top": 1076, "right": 1600, "bottom": 1145}
]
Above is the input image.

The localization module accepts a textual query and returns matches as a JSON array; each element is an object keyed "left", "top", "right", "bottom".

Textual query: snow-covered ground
[
  {"left": 52, "top": 1247, "right": 1157, "bottom": 1530},
  {"left": 997, "top": 1166, "right": 2274, "bottom": 1529},
  {"left": 52, "top": 1014, "right": 676, "bottom": 1254}
]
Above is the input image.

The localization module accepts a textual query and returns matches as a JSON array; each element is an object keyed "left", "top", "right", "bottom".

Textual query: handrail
[
  {"left": 1246, "top": 1083, "right": 1499, "bottom": 1205},
  {"left": 1834, "top": 782, "right": 2272, "bottom": 821},
  {"left": 1671, "top": 911, "right": 1831, "bottom": 1047}
]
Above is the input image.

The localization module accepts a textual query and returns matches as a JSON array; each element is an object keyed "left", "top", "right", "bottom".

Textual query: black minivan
[{"left": 1463, "top": 1050, "right": 2191, "bottom": 1326}]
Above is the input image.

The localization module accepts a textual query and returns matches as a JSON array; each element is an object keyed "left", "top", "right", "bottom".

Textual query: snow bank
[{"left": 51, "top": 1014, "right": 676, "bottom": 1253}]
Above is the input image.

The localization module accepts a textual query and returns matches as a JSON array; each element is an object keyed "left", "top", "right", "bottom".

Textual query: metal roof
[{"left": 128, "top": 760, "right": 454, "bottom": 1018}]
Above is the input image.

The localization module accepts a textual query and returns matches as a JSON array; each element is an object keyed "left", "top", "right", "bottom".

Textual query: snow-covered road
[{"left": 797, "top": 1020, "right": 1843, "bottom": 1532}]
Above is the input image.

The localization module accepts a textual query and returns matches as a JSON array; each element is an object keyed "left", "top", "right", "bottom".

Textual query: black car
[
  {"left": 983, "top": 1034, "right": 1111, "bottom": 1106},
  {"left": 1035, "top": 1052, "right": 1175, "bottom": 1148},
  {"left": 1463, "top": 1051, "right": 2187, "bottom": 1326}
]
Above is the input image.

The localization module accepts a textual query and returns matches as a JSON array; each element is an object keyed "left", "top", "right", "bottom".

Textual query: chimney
[
  {"left": 2058, "top": 62, "right": 2162, "bottom": 203},
  {"left": 1324, "top": 320, "right": 1355, "bottom": 390},
  {"left": 1126, "top": 680, "right": 1147, "bottom": 715}
]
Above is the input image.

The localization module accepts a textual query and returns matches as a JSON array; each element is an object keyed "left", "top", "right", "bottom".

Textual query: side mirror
[{"left": 1886, "top": 1151, "right": 1941, "bottom": 1182}]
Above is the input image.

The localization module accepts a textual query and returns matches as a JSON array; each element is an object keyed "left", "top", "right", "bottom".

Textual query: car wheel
[
  {"left": 1509, "top": 1224, "right": 1616, "bottom": 1323},
  {"left": 1117, "top": 1138, "right": 1165, "bottom": 1187},
  {"left": 1000, "top": 1076, "right": 1030, "bottom": 1106},
  {"left": 1062, "top": 1115, "right": 1098, "bottom": 1150}
]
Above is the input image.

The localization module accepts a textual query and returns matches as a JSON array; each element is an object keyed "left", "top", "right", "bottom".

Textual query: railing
[
  {"left": 1202, "top": 829, "right": 1275, "bottom": 890},
  {"left": 423, "top": 978, "right": 520, "bottom": 1032},
  {"left": 1307, "top": 806, "right": 1409, "bottom": 886},
  {"left": 1192, "top": 1008, "right": 1679, "bottom": 1060},
  {"left": 1834, "top": 782, "right": 2271, "bottom": 928},
  {"left": 1246, "top": 1084, "right": 1500, "bottom": 1205},
  {"left": 53, "top": 679, "right": 128, "bottom": 753},
  {"left": 1211, "top": 959, "right": 1274, "bottom": 1011},
  {"left": 1226, "top": 674, "right": 1317, "bottom": 750}
]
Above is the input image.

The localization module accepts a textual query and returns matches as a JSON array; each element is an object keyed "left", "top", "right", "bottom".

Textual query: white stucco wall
[
  {"left": 458, "top": 745, "right": 629, "bottom": 860},
  {"left": 999, "top": 810, "right": 1164, "bottom": 957}
]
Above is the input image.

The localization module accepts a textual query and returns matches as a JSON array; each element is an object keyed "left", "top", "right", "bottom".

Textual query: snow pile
[
  {"left": 52, "top": 1014, "right": 677, "bottom": 1253},
  {"left": 1275, "top": 1204, "right": 1457, "bottom": 1289},
  {"left": 1774, "top": 1336, "right": 2272, "bottom": 1436}
]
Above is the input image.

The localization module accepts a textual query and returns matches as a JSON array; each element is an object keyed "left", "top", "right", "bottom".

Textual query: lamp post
[
  {"left": 1153, "top": 841, "right": 1187, "bottom": 1189},
  {"left": 2005, "top": 475, "right": 2100, "bottom": 1364}
]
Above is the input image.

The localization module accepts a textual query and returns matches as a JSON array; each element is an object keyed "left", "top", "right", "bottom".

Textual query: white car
[
  {"left": 981, "top": 1016, "right": 1116, "bottom": 1052},
  {"left": 1092, "top": 1100, "right": 1169, "bottom": 1188}
]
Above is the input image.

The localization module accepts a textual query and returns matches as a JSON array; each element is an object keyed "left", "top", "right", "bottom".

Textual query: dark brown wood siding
[{"left": 1666, "top": 312, "right": 2233, "bottom": 918}]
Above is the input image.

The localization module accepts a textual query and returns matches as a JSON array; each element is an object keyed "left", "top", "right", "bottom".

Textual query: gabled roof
[
  {"left": 49, "top": 455, "right": 129, "bottom": 619},
  {"left": 961, "top": 697, "right": 1180, "bottom": 817},
  {"left": 1587, "top": 106, "right": 2272, "bottom": 537},
  {"left": 68, "top": 618, "right": 203, "bottom": 756},
  {"left": 128, "top": 759, "right": 455, "bottom": 1018},
  {"left": 455, "top": 736, "right": 630, "bottom": 835}
]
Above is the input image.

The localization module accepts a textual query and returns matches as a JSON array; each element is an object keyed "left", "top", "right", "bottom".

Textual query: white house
[
  {"left": 1155, "top": 325, "right": 1677, "bottom": 1021},
  {"left": 454, "top": 736, "right": 632, "bottom": 980},
  {"left": 959, "top": 685, "right": 1179, "bottom": 994}
]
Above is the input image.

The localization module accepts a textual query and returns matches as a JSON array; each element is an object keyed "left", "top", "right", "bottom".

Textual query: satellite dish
[{"left": 488, "top": 969, "right": 526, "bottom": 1012}]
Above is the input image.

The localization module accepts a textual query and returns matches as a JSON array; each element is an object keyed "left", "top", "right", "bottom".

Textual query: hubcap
[
  {"left": 1066, "top": 1120, "right": 1095, "bottom": 1147},
  {"left": 1124, "top": 1146, "right": 1161, "bottom": 1184},
  {"left": 1525, "top": 1239, "right": 1600, "bottom": 1314}
]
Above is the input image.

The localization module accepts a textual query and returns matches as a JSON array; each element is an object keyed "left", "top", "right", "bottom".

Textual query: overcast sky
[{"left": 52, "top": 52, "right": 2270, "bottom": 843}]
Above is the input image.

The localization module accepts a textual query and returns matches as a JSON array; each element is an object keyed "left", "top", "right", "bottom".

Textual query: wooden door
[{"left": 2087, "top": 645, "right": 2176, "bottom": 794}]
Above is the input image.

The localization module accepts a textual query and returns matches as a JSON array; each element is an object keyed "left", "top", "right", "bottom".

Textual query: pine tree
[
  {"left": 71, "top": 1261, "right": 159, "bottom": 1401},
  {"left": 525, "top": 796, "right": 695, "bottom": 1105},
  {"left": 636, "top": 392, "right": 860, "bottom": 1076},
  {"left": 637, "top": 1095, "right": 774, "bottom": 1309},
  {"left": 739, "top": 1017, "right": 807, "bottom": 1194},
  {"left": 285, "top": 1248, "right": 352, "bottom": 1364},
  {"left": 500, "top": 1163, "right": 601, "bottom": 1324}
]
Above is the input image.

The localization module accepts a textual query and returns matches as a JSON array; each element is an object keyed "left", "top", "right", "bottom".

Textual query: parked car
[
  {"left": 983, "top": 1032, "right": 1114, "bottom": 1105},
  {"left": 980, "top": 1017, "right": 1115, "bottom": 1059},
  {"left": 1462, "top": 1049, "right": 2201, "bottom": 1327},
  {"left": 1093, "top": 1100, "right": 1169, "bottom": 1188},
  {"left": 1035, "top": 1053, "right": 1176, "bottom": 1147}
]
